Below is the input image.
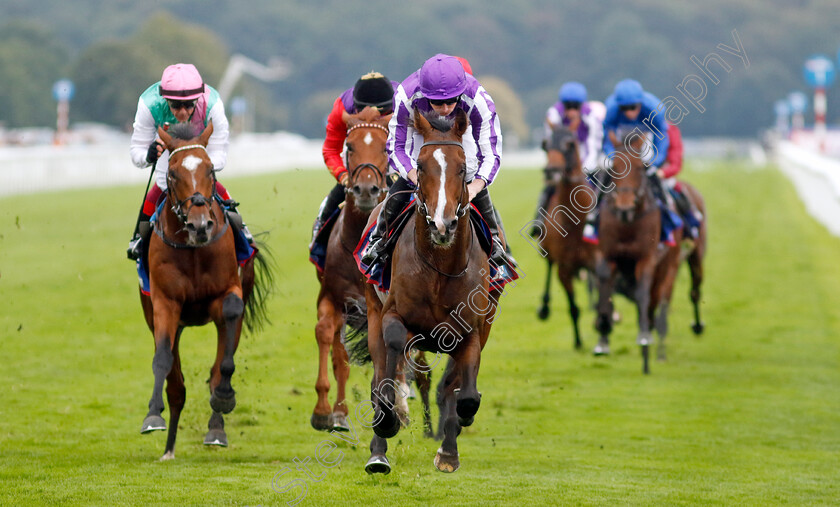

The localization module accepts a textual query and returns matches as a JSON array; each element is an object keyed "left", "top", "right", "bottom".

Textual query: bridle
[
  {"left": 415, "top": 140, "right": 469, "bottom": 224},
  {"left": 544, "top": 128, "right": 586, "bottom": 185},
  {"left": 344, "top": 122, "right": 390, "bottom": 197},
  {"left": 412, "top": 139, "right": 471, "bottom": 278},
  {"left": 157, "top": 144, "right": 229, "bottom": 248},
  {"left": 607, "top": 158, "right": 655, "bottom": 219}
]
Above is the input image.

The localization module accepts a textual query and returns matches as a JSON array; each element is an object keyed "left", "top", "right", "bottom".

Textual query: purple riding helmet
[{"left": 419, "top": 53, "right": 467, "bottom": 100}]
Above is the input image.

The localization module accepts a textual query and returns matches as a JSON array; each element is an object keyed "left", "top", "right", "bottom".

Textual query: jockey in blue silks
[{"left": 584, "top": 79, "right": 677, "bottom": 242}]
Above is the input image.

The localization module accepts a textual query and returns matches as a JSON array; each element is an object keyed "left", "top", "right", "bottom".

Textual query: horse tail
[
  {"left": 342, "top": 296, "right": 371, "bottom": 365},
  {"left": 243, "top": 234, "right": 276, "bottom": 335}
]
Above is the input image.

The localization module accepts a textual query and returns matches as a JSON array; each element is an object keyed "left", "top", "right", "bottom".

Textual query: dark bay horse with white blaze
[
  {"left": 138, "top": 122, "right": 273, "bottom": 459},
  {"left": 363, "top": 109, "right": 502, "bottom": 474},
  {"left": 594, "top": 133, "right": 682, "bottom": 374},
  {"left": 535, "top": 124, "right": 597, "bottom": 349},
  {"left": 311, "top": 108, "right": 391, "bottom": 432}
]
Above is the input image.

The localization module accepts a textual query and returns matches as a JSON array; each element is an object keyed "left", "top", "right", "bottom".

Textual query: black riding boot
[
  {"left": 127, "top": 210, "right": 151, "bottom": 261},
  {"left": 529, "top": 184, "right": 556, "bottom": 238},
  {"left": 671, "top": 188, "right": 701, "bottom": 239},
  {"left": 219, "top": 197, "right": 255, "bottom": 245},
  {"left": 360, "top": 178, "right": 414, "bottom": 265},
  {"left": 311, "top": 183, "right": 347, "bottom": 242},
  {"left": 472, "top": 188, "right": 517, "bottom": 268},
  {"left": 583, "top": 170, "right": 611, "bottom": 240}
]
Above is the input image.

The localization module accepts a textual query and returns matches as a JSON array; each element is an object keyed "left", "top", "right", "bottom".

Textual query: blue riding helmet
[
  {"left": 419, "top": 53, "right": 467, "bottom": 100},
  {"left": 614, "top": 79, "right": 644, "bottom": 106},
  {"left": 559, "top": 82, "right": 587, "bottom": 103}
]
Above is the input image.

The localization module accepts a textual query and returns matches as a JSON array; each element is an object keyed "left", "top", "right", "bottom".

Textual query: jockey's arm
[
  {"left": 129, "top": 99, "right": 158, "bottom": 169},
  {"left": 387, "top": 85, "right": 418, "bottom": 183},
  {"left": 206, "top": 100, "right": 230, "bottom": 171},
  {"left": 582, "top": 110, "right": 604, "bottom": 172},
  {"left": 322, "top": 97, "right": 349, "bottom": 182},
  {"left": 472, "top": 88, "right": 502, "bottom": 190}
]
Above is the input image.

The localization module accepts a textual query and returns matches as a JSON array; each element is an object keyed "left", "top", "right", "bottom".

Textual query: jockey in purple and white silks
[
  {"left": 359, "top": 53, "right": 515, "bottom": 268},
  {"left": 529, "top": 82, "right": 605, "bottom": 237}
]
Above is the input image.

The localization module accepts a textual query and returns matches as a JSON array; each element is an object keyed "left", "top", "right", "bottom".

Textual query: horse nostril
[
  {"left": 371, "top": 186, "right": 380, "bottom": 195},
  {"left": 206, "top": 220, "right": 214, "bottom": 229},
  {"left": 186, "top": 223, "right": 196, "bottom": 231},
  {"left": 353, "top": 185, "right": 361, "bottom": 194}
]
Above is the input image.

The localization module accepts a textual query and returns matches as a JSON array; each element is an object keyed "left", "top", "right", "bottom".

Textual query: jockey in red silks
[
  {"left": 310, "top": 72, "right": 398, "bottom": 241},
  {"left": 127, "top": 63, "right": 250, "bottom": 260},
  {"left": 359, "top": 53, "right": 516, "bottom": 269},
  {"left": 658, "top": 122, "right": 703, "bottom": 239}
]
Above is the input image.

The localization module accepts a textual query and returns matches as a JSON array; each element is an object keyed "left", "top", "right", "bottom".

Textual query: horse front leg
[
  {"left": 558, "top": 266, "right": 582, "bottom": 350},
  {"left": 594, "top": 259, "right": 616, "bottom": 356},
  {"left": 370, "top": 312, "right": 408, "bottom": 439},
  {"left": 141, "top": 298, "right": 180, "bottom": 437},
  {"left": 312, "top": 297, "right": 337, "bottom": 431},
  {"left": 209, "top": 291, "right": 244, "bottom": 415},
  {"left": 634, "top": 257, "right": 656, "bottom": 374},
  {"left": 434, "top": 357, "right": 461, "bottom": 473},
  {"left": 330, "top": 316, "right": 351, "bottom": 432},
  {"left": 161, "top": 327, "right": 185, "bottom": 460}
]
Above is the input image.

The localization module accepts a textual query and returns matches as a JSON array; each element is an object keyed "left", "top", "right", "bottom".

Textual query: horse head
[
  {"left": 544, "top": 124, "right": 583, "bottom": 185},
  {"left": 609, "top": 131, "right": 651, "bottom": 223},
  {"left": 158, "top": 121, "right": 218, "bottom": 245},
  {"left": 414, "top": 108, "right": 469, "bottom": 246},
  {"left": 343, "top": 107, "right": 391, "bottom": 212}
]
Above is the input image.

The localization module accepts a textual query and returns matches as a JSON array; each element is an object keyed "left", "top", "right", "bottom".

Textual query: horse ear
[
  {"left": 414, "top": 110, "right": 432, "bottom": 136},
  {"left": 198, "top": 120, "right": 214, "bottom": 146},
  {"left": 341, "top": 109, "right": 353, "bottom": 127},
  {"left": 608, "top": 130, "right": 619, "bottom": 147},
  {"left": 158, "top": 127, "right": 173, "bottom": 150},
  {"left": 452, "top": 109, "right": 469, "bottom": 138}
]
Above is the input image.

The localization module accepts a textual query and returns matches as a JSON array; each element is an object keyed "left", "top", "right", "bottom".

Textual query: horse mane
[{"left": 168, "top": 123, "right": 199, "bottom": 141}]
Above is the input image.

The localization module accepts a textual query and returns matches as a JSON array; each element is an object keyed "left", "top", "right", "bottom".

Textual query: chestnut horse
[
  {"left": 138, "top": 122, "right": 273, "bottom": 459},
  {"left": 593, "top": 133, "right": 682, "bottom": 374},
  {"left": 311, "top": 108, "right": 392, "bottom": 432},
  {"left": 362, "top": 109, "right": 502, "bottom": 474},
  {"left": 535, "top": 124, "right": 597, "bottom": 349}
]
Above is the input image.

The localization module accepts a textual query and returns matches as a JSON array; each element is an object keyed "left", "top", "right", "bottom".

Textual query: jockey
[
  {"left": 659, "top": 122, "right": 703, "bottom": 239},
  {"left": 127, "top": 63, "right": 247, "bottom": 260},
  {"left": 529, "top": 81, "right": 605, "bottom": 237},
  {"left": 583, "top": 79, "right": 671, "bottom": 241},
  {"left": 311, "top": 72, "right": 397, "bottom": 241},
  {"left": 359, "top": 53, "right": 515, "bottom": 268}
]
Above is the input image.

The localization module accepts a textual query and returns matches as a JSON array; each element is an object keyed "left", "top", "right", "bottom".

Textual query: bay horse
[
  {"left": 311, "top": 108, "right": 393, "bottom": 432},
  {"left": 535, "top": 124, "right": 597, "bottom": 349},
  {"left": 678, "top": 181, "right": 707, "bottom": 336},
  {"left": 362, "top": 109, "right": 502, "bottom": 474},
  {"left": 593, "top": 133, "right": 682, "bottom": 374},
  {"left": 138, "top": 122, "right": 273, "bottom": 459}
]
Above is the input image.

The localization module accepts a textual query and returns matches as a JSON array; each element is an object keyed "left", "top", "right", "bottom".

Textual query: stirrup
[
  {"left": 360, "top": 237, "right": 384, "bottom": 266},
  {"left": 127, "top": 235, "right": 142, "bottom": 261}
]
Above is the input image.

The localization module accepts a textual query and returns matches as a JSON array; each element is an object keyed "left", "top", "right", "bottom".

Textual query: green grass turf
[{"left": 0, "top": 161, "right": 838, "bottom": 506}]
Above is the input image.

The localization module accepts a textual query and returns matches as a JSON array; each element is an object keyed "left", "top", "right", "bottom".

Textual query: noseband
[
  {"left": 416, "top": 140, "right": 469, "bottom": 225},
  {"left": 545, "top": 131, "right": 586, "bottom": 185}
]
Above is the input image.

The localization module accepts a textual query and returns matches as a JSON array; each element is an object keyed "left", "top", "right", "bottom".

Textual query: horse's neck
[{"left": 414, "top": 211, "right": 471, "bottom": 273}]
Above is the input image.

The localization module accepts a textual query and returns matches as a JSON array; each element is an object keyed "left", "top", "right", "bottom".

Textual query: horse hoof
[
  {"left": 691, "top": 322, "right": 705, "bottom": 335},
  {"left": 203, "top": 428, "right": 228, "bottom": 447},
  {"left": 365, "top": 455, "right": 391, "bottom": 475},
  {"left": 593, "top": 344, "right": 610, "bottom": 356},
  {"left": 160, "top": 450, "right": 175, "bottom": 461},
  {"left": 537, "top": 306, "right": 550, "bottom": 320},
  {"left": 637, "top": 334, "right": 652, "bottom": 346},
  {"left": 434, "top": 448, "right": 460, "bottom": 473},
  {"left": 210, "top": 390, "right": 236, "bottom": 414},
  {"left": 310, "top": 413, "right": 332, "bottom": 431},
  {"left": 141, "top": 415, "right": 166, "bottom": 434},
  {"left": 331, "top": 413, "right": 350, "bottom": 432}
]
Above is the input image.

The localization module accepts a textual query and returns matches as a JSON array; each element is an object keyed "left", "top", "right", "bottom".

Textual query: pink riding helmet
[
  {"left": 159, "top": 63, "right": 205, "bottom": 100},
  {"left": 419, "top": 54, "right": 467, "bottom": 100}
]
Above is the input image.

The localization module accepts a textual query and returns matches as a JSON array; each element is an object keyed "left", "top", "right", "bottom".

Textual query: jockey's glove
[{"left": 146, "top": 141, "right": 163, "bottom": 164}]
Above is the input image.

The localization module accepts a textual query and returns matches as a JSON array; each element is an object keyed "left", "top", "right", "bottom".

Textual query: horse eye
[{"left": 347, "top": 144, "right": 354, "bottom": 152}]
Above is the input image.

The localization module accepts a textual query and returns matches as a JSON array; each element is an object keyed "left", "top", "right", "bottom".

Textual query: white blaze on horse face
[
  {"left": 363, "top": 132, "right": 373, "bottom": 145},
  {"left": 181, "top": 155, "right": 202, "bottom": 187},
  {"left": 432, "top": 148, "right": 448, "bottom": 234}
]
